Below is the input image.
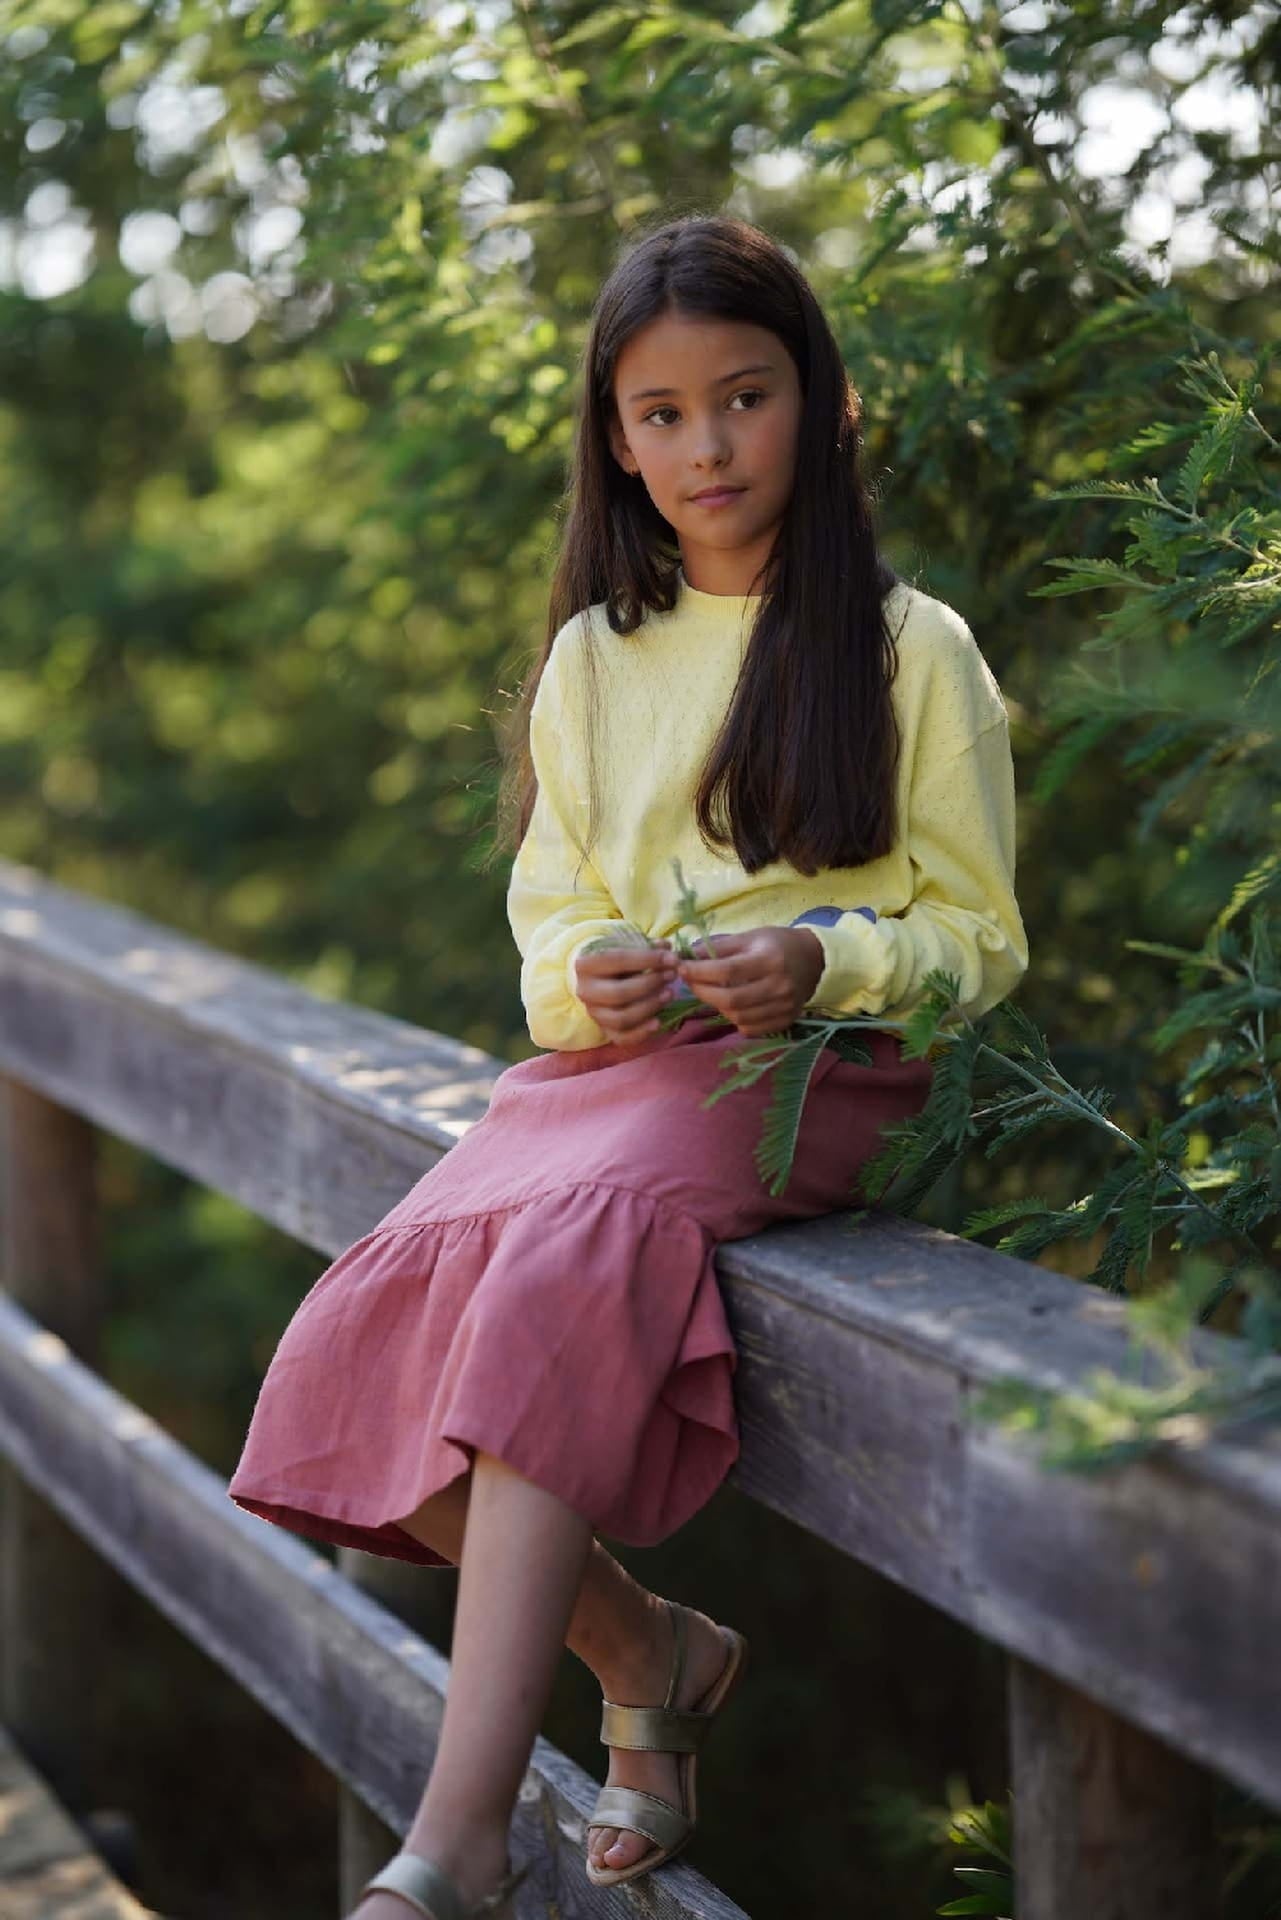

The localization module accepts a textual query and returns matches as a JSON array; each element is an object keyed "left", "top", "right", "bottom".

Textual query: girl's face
[{"left": 608, "top": 309, "right": 802, "bottom": 593}]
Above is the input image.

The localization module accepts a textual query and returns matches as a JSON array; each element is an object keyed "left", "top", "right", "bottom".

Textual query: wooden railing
[{"left": 0, "top": 854, "right": 1276, "bottom": 1918}]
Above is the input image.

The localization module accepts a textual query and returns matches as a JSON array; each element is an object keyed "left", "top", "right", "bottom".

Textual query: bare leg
[
  {"left": 382, "top": 1464, "right": 671, "bottom": 1691},
  {"left": 356, "top": 1463, "right": 736, "bottom": 1896},
  {"left": 351, "top": 1449, "right": 593, "bottom": 1916}
]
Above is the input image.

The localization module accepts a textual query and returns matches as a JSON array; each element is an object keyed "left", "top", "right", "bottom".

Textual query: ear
[{"left": 606, "top": 415, "right": 638, "bottom": 479}]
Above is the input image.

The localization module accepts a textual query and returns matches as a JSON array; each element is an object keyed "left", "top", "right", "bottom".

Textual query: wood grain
[
  {"left": 0, "top": 1723, "right": 161, "bottom": 1919},
  {"left": 0, "top": 1287, "right": 749, "bottom": 1919},
  {"left": 0, "top": 853, "right": 1277, "bottom": 1919}
]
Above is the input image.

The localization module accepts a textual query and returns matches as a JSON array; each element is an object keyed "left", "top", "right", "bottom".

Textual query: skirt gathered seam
[{"left": 366, "top": 1175, "right": 712, "bottom": 1245}]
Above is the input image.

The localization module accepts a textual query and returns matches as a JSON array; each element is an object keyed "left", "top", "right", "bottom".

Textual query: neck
[{"left": 677, "top": 540, "right": 776, "bottom": 600}]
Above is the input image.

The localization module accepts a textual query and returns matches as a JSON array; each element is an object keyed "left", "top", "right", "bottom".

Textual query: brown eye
[{"left": 642, "top": 389, "right": 767, "bottom": 427}]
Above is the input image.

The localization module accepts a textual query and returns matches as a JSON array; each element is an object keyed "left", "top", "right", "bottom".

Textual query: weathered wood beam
[
  {"left": 0, "top": 1288, "right": 748, "bottom": 1920},
  {"left": 0, "top": 1723, "right": 160, "bottom": 1919},
  {"left": 0, "top": 858, "right": 1278, "bottom": 1815}
]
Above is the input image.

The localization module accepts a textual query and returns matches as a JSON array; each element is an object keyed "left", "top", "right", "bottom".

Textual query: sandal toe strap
[
  {"left": 360, "top": 1852, "right": 466, "bottom": 1920},
  {"left": 588, "top": 1784, "right": 694, "bottom": 1853},
  {"left": 599, "top": 1699, "right": 712, "bottom": 1753},
  {"left": 360, "top": 1850, "right": 531, "bottom": 1920}
]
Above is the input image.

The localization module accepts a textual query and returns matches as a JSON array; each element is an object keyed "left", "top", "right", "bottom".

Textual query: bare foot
[
  {"left": 352, "top": 1898, "right": 421, "bottom": 1920},
  {"left": 587, "top": 1600, "right": 735, "bottom": 1877}
]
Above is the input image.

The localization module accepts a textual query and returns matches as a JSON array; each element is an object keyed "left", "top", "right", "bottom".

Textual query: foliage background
[{"left": 1, "top": 0, "right": 1277, "bottom": 1914}]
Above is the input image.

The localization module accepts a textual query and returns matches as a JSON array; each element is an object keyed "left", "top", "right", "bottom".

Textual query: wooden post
[
  {"left": 338, "top": 1781, "right": 401, "bottom": 1914},
  {"left": 1008, "top": 1653, "right": 1219, "bottom": 1918},
  {"left": 335, "top": 1546, "right": 457, "bottom": 1914},
  {"left": 0, "top": 1078, "right": 111, "bottom": 1808}
]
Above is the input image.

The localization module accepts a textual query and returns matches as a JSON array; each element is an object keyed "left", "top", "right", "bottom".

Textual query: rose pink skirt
[{"left": 226, "top": 1013, "right": 933, "bottom": 1566}]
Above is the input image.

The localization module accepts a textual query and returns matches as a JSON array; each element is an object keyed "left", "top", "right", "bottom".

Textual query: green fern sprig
[
  {"left": 660, "top": 857, "right": 1280, "bottom": 1456},
  {"left": 647, "top": 1015, "right": 842, "bottom": 1200},
  {"left": 666, "top": 854, "right": 718, "bottom": 959}
]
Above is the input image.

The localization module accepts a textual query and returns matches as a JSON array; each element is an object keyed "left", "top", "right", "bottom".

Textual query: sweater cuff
[{"left": 795, "top": 908, "right": 897, "bottom": 1014}]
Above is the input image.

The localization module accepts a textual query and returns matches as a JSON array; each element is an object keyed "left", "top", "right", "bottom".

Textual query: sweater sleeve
[
  {"left": 506, "top": 625, "right": 647, "bottom": 1051},
  {"left": 801, "top": 713, "right": 1029, "bottom": 1024}
]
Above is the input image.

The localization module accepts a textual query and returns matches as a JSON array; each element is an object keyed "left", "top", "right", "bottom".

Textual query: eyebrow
[{"left": 624, "top": 362, "right": 777, "bottom": 403}]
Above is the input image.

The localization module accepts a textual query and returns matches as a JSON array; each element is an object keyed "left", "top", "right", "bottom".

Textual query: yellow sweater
[{"left": 507, "top": 567, "right": 1029, "bottom": 1052}]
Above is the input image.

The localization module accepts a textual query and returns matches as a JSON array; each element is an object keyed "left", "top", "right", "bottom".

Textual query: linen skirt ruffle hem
[{"left": 227, "top": 1010, "right": 934, "bottom": 1566}]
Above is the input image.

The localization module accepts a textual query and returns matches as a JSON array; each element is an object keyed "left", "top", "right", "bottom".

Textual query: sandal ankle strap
[
  {"left": 663, "top": 1597, "right": 687, "bottom": 1708},
  {"left": 599, "top": 1597, "right": 714, "bottom": 1753},
  {"left": 599, "top": 1697, "right": 714, "bottom": 1752}
]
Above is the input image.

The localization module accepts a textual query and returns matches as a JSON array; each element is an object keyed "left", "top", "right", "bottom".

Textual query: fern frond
[
  {"left": 1117, "top": 1169, "right": 1159, "bottom": 1286},
  {"left": 1034, "top": 555, "right": 1158, "bottom": 597},
  {"left": 900, "top": 969, "right": 965, "bottom": 1049},
  {"left": 1214, "top": 849, "right": 1281, "bottom": 934},
  {"left": 979, "top": 1095, "right": 1064, "bottom": 1157},
  {"left": 1217, "top": 1174, "right": 1276, "bottom": 1238},
  {"left": 1029, "top": 711, "right": 1126, "bottom": 805},
  {"left": 846, "top": 1027, "right": 982, "bottom": 1211},
  {"left": 819, "top": 1023, "right": 876, "bottom": 1066},
  {"left": 984, "top": 999, "right": 1053, "bottom": 1067},
  {"left": 1119, "top": 716, "right": 1200, "bottom": 776},
  {"left": 1086, "top": 1210, "right": 1144, "bottom": 1294},
  {"left": 1075, "top": 1083, "right": 1118, "bottom": 1123},
  {"left": 916, "top": 1020, "right": 984, "bottom": 1149},
  {"left": 1171, "top": 401, "right": 1245, "bottom": 511},
  {"left": 1150, "top": 980, "right": 1269, "bottom": 1050},
  {"left": 960, "top": 1195, "right": 1057, "bottom": 1239},
  {"left": 1134, "top": 741, "right": 1220, "bottom": 842},
  {"left": 699, "top": 1031, "right": 800, "bottom": 1109},
  {"left": 990, "top": 1206, "right": 1099, "bottom": 1261},
  {"left": 1033, "top": 478, "right": 1165, "bottom": 509},
  {"left": 753, "top": 1026, "right": 833, "bottom": 1197},
  {"left": 851, "top": 1113, "right": 965, "bottom": 1214}
]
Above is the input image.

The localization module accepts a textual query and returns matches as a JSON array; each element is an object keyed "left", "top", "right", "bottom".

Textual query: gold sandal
[
  {"left": 358, "top": 1848, "right": 531, "bottom": 1919},
  {"left": 585, "top": 1595, "right": 750, "bottom": 1889}
]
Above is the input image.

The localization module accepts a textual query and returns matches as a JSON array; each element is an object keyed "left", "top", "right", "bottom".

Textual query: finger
[
  {"left": 578, "top": 947, "right": 674, "bottom": 981},
  {"left": 589, "top": 972, "right": 682, "bottom": 1031},
  {"left": 679, "top": 950, "right": 769, "bottom": 989},
  {"left": 682, "top": 977, "right": 768, "bottom": 1011},
  {"left": 680, "top": 934, "right": 745, "bottom": 966},
  {"left": 589, "top": 973, "right": 681, "bottom": 1012},
  {"left": 678, "top": 960, "right": 738, "bottom": 990},
  {"left": 576, "top": 964, "right": 673, "bottom": 1008},
  {"left": 605, "top": 995, "right": 673, "bottom": 1042}
]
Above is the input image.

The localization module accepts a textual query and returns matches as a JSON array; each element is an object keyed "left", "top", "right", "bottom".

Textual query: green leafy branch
[{"left": 653, "top": 862, "right": 1281, "bottom": 1465}]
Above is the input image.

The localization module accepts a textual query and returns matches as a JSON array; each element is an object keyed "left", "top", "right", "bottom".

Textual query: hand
[
  {"left": 675, "top": 926, "right": 825, "bottom": 1038},
  {"left": 573, "top": 937, "right": 681, "bottom": 1047}
]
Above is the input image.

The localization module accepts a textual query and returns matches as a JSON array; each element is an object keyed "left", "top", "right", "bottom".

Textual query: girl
[{"left": 227, "top": 212, "right": 1028, "bottom": 1920}]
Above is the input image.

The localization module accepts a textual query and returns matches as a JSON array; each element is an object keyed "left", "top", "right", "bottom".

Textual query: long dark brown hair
[{"left": 489, "top": 212, "right": 905, "bottom": 882}]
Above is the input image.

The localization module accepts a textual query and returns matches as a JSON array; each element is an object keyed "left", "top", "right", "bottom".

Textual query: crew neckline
[{"left": 675, "top": 562, "right": 765, "bottom": 616}]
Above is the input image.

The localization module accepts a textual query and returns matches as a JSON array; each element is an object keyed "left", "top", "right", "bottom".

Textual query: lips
[{"left": 690, "top": 486, "right": 745, "bottom": 503}]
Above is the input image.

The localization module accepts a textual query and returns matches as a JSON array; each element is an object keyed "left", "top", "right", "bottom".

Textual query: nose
[
  {"left": 690, "top": 418, "right": 734, "bottom": 468},
  {"left": 690, "top": 457, "right": 733, "bottom": 491}
]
